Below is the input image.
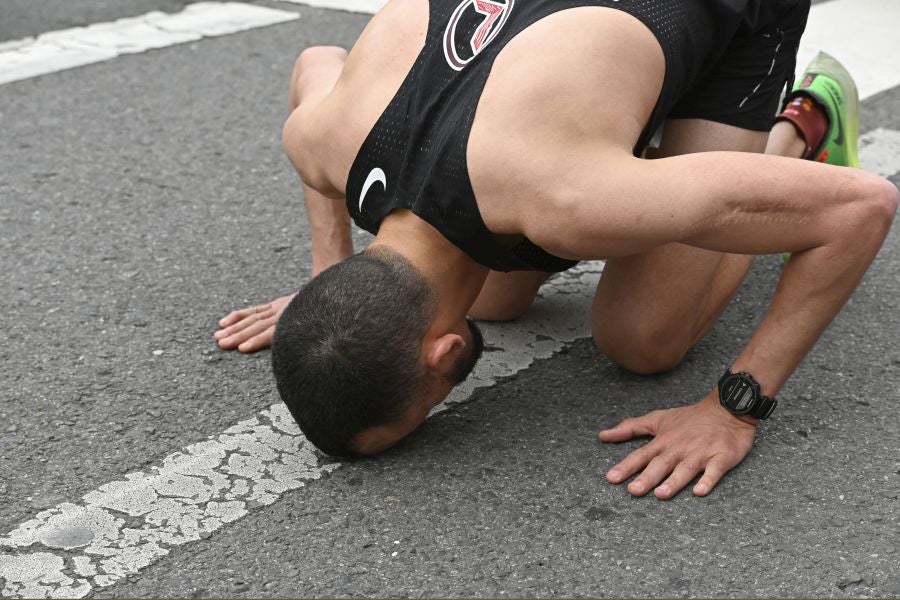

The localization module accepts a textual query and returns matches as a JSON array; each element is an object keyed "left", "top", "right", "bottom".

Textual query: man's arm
[
  {"left": 528, "top": 150, "right": 898, "bottom": 496},
  {"left": 215, "top": 47, "right": 354, "bottom": 352},
  {"left": 303, "top": 185, "right": 354, "bottom": 276},
  {"left": 537, "top": 151, "right": 897, "bottom": 391}
]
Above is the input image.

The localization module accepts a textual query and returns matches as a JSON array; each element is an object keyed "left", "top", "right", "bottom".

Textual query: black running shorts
[{"left": 668, "top": 0, "right": 811, "bottom": 131}]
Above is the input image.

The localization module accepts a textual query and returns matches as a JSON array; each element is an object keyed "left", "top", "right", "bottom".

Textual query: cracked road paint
[
  {"left": 0, "top": 263, "right": 604, "bottom": 598},
  {"left": 0, "top": 405, "right": 339, "bottom": 598},
  {"left": 437, "top": 263, "right": 605, "bottom": 413},
  {"left": 0, "top": 2, "right": 299, "bottom": 86}
]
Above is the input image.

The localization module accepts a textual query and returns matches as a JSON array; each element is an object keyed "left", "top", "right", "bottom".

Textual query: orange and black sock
[{"left": 775, "top": 94, "right": 829, "bottom": 160}]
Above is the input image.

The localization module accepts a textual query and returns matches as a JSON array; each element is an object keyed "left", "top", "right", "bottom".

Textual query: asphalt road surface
[{"left": 1, "top": 0, "right": 899, "bottom": 597}]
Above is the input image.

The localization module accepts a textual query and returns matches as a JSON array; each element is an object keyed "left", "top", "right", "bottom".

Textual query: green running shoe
[
  {"left": 793, "top": 50, "right": 861, "bottom": 168},
  {"left": 780, "top": 51, "right": 860, "bottom": 262}
]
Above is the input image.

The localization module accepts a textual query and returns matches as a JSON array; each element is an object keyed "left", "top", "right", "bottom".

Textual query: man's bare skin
[{"left": 215, "top": 0, "right": 899, "bottom": 499}]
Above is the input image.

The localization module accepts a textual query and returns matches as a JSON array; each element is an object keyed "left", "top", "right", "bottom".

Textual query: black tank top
[{"left": 345, "top": 0, "right": 788, "bottom": 272}]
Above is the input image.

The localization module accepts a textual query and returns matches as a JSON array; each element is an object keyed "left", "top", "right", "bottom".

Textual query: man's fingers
[
  {"left": 654, "top": 460, "right": 702, "bottom": 500},
  {"left": 217, "top": 317, "right": 276, "bottom": 350},
  {"left": 214, "top": 309, "right": 276, "bottom": 340},
  {"left": 626, "top": 454, "right": 676, "bottom": 497},
  {"left": 214, "top": 297, "right": 292, "bottom": 351},
  {"left": 219, "top": 308, "right": 257, "bottom": 328},
  {"left": 606, "top": 443, "right": 659, "bottom": 485},
  {"left": 598, "top": 414, "right": 657, "bottom": 443},
  {"left": 237, "top": 326, "right": 276, "bottom": 353},
  {"left": 693, "top": 456, "right": 731, "bottom": 496},
  {"left": 218, "top": 304, "right": 272, "bottom": 328}
]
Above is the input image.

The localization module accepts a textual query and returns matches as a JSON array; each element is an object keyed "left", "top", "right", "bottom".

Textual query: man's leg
[
  {"left": 592, "top": 118, "right": 801, "bottom": 374},
  {"left": 593, "top": 47, "right": 861, "bottom": 376},
  {"left": 468, "top": 270, "right": 549, "bottom": 321},
  {"left": 590, "top": 53, "right": 889, "bottom": 501},
  {"left": 470, "top": 118, "right": 811, "bottom": 328},
  {"left": 765, "top": 120, "right": 807, "bottom": 158},
  {"left": 215, "top": 46, "right": 351, "bottom": 352}
]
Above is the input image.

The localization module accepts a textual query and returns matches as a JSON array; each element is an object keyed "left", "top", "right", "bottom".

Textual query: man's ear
[{"left": 423, "top": 333, "right": 465, "bottom": 376}]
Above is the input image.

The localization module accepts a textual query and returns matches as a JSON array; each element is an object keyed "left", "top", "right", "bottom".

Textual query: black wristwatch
[{"left": 717, "top": 368, "right": 777, "bottom": 420}]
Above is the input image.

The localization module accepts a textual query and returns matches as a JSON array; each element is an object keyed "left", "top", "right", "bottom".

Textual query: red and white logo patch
[{"left": 443, "top": 0, "right": 514, "bottom": 71}]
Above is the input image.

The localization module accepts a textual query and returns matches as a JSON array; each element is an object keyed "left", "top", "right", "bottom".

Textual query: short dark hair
[{"left": 272, "top": 247, "right": 436, "bottom": 457}]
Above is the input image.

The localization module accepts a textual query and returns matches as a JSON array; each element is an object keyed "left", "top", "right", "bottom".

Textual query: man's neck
[{"left": 370, "top": 210, "right": 488, "bottom": 325}]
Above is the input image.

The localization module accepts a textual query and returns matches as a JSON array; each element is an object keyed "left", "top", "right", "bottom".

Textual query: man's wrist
[
  {"left": 732, "top": 412, "right": 760, "bottom": 427},
  {"left": 702, "top": 390, "right": 760, "bottom": 427}
]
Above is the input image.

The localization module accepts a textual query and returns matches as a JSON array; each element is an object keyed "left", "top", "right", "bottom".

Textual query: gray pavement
[
  {"left": 2, "top": 0, "right": 899, "bottom": 597},
  {"left": 97, "top": 236, "right": 900, "bottom": 598},
  {"left": 0, "top": 3, "right": 368, "bottom": 535}
]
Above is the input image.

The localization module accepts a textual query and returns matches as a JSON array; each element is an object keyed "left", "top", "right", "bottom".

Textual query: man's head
[{"left": 272, "top": 246, "right": 484, "bottom": 457}]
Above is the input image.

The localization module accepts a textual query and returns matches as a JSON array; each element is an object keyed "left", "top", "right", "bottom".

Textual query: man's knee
[
  {"left": 294, "top": 46, "right": 347, "bottom": 74},
  {"left": 593, "top": 320, "right": 690, "bottom": 375},
  {"left": 289, "top": 46, "right": 347, "bottom": 108}
]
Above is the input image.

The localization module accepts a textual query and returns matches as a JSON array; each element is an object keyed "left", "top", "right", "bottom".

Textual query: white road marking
[
  {"left": 0, "top": 2, "right": 299, "bottom": 86},
  {"left": 1, "top": 405, "right": 340, "bottom": 598},
  {"left": 0, "top": 263, "right": 604, "bottom": 598},
  {"left": 795, "top": 0, "right": 900, "bottom": 101}
]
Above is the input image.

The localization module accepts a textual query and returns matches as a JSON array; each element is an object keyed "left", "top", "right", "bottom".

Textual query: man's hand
[
  {"left": 214, "top": 293, "right": 297, "bottom": 352},
  {"left": 599, "top": 392, "right": 758, "bottom": 499}
]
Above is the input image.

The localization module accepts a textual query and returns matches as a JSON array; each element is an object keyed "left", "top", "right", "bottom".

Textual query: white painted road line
[
  {"left": 0, "top": 262, "right": 605, "bottom": 599},
  {"left": 0, "top": 405, "right": 340, "bottom": 598},
  {"left": 0, "top": 2, "right": 299, "bottom": 86},
  {"left": 795, "top": 0, "right": 900, "bottom": 101}
]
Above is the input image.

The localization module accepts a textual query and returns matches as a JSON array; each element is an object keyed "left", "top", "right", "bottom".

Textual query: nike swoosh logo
[
  {"left": 823, "top": 80, "right": 844, "bottom": 145},
  {"left": 359, "top": 167, "right": 386, "bottom": 212},
  {"left": 825, "top": 88, "right": 844, "bottom": 145},
  {"left": 833, "top": 114, "right": 844, "bottom": 145}
]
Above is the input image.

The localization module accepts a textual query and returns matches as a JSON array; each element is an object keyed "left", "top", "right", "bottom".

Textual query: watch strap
[
  {"left": 720, "top": 369, "right": 777, "bottom": 420},
  {"left": 749, "top": 394, "right": 777, "bottom": 420}
]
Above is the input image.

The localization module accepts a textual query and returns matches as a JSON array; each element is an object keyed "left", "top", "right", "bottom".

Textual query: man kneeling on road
[{"left": 214, "top": 0, "right": 898, "bottom": 499}]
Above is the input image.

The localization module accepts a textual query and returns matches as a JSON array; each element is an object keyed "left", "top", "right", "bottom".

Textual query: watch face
[{"left": 720, "top": 374, "right": 757, "bottom": 414}]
